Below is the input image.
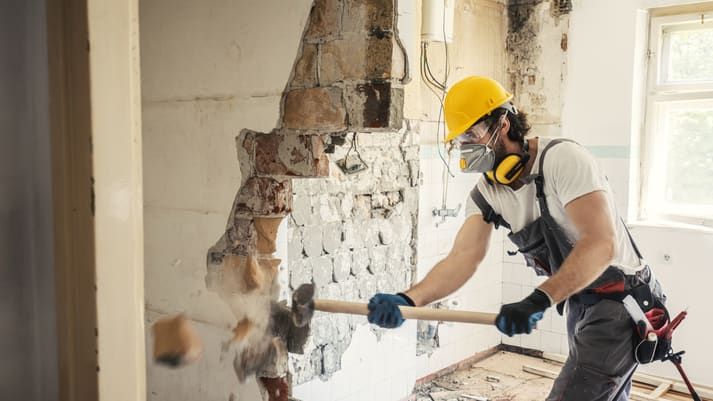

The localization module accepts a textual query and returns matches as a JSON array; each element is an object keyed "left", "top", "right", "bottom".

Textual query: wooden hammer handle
[{"left": 313, "top": 299, "right": 497, "bottom": 325}]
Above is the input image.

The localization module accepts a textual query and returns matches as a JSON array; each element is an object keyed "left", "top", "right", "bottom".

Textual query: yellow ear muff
[
  {"left": 486, "top": 141, "right": 531, "bottom": 185},
  {"left": 485, "top": 170, "right": 495, "bottom": 183},
  {"left": 492, "top": 154, "right": 526, "bottom": 184}
]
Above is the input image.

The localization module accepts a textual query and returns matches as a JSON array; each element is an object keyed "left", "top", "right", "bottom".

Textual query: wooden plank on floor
[
  {"left": 542, "top": 353, "right": 713, "bottom": 400},
  {"left": 650, "top": 382, "right": 674, "bottom": 399},
  {"left": 524, "top": 365, "right": 678, "bottom": 401},
  {"left": 630, "top": 389, "right": 675, "bottom": 401},
  {"left": 522, "top": 364, "right": 558, "bottom": 380}
]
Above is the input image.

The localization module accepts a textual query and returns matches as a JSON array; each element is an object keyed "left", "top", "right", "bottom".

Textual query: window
[{"left": 641, "top": 10, "right": 713, "bottom": 228}]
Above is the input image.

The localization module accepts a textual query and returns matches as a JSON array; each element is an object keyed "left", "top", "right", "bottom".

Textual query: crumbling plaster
[
  {"left": 202, "top": 0, "right": 413, "bottom": 392},
  {"left": 144, "top": 1, "right": 511, "bottom": 401},
  {"left": 507, "top": 0, "right": 570, "bottom": 136}
]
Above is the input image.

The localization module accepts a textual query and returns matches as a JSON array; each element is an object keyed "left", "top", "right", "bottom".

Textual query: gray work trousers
[{"left": 546, "top": 299, "right": 637, "bottom": 401}]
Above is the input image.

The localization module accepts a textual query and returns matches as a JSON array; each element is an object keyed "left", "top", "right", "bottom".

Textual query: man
[{"left": 367, "top": 76, "right": 666, "bottom": 401}]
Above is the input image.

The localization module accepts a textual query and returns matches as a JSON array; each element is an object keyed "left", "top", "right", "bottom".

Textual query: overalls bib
[{"left": 471, "top": 139, "right": 661, "bottom": 401}]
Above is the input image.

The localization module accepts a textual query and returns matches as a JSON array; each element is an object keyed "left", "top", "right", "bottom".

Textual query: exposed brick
[
  {"left": 225, "top": 217, "right": 257, "bottom": 256},
  {"left": 322, "top": 343, "right": 340, "bottom": 375},
  {"left": 342, "top": 0, "right": 394, "bottom": 34},
  {"left": 254, "top": 134, "right": 288, "bottom": 175},
  {"left": 320, "top": 35, "right": 394, "bottom": 84},
  {"left": 291, "top": 44, "right": 318, "bottom": 87},
  {"left": 312, "top": 255, "right": 333, "bottom": 287},
  {"left": 235, "top": 177, "right": 292, "bottom": 217},
  {"left": 254, "top": 217, "right": 283, "bottom": 254},
  {"left": 289, "top": 258, "right": 312, "bottom": 290},
  {"left": 310, "top": 134, "right": 330, "bottom": 177},
  {"left": 320, "top": 35, "right": 366, "bottom": 83},
  {"left": 304, "top": 0, "right": 341, "bottom": 41},
  {"left": 236, "top": 130, "right": 257, "bottom": 183},
  {"left": 368, "top": 245, "right": 387, "bottom": 274},
  {"left": 254, "top": 134, "right": 329, "bottom": 178},
  {"left": 340, "top": 276, "right": 358, "bottom": 300},
  {"left": 303, "top": 226, "right": 323, "bottom": 258},
  {"left": 357, "top": 273, "right": 377, "bottom": 301},
  {"left": 258, "top": 376, "right": 289, "bottom": 401},
  {"left": 366, "top": 36, "right": 394, "bottom": 79},
  {"left": 310, "top": 347, "right": 323, "bottom": 376},
  {"left": 345, "top": 82, "right": 403, "bottom": 130},
  {"left": 322, "top": 221, "right": 343, "bottom": 253},
  {"left": 351, "top": 248, "right": 369, "bottom": 275},
  {"left": 283, "top": 87, "right": 346, "bottom": 131},
  {"left": 290, "top": 194, "right": 313, "bottom": 226},
  {"left": 332, "top": 253, "right": 351, "bottom": 282},
  {"left": 277, "top": 134, "right": 327, "bottom": 177}
]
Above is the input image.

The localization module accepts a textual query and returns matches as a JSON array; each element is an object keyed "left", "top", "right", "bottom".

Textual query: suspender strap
[
  {"left": 470, "top": 187, "right": 511, "bottom": 230},
  {"left": 622, "top": 220, "right": 644, "bottom": 260}
]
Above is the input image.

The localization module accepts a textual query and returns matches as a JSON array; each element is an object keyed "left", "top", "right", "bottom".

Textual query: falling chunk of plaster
[{"left": 152, "top": 314, "right": 202, "bottom": 367}]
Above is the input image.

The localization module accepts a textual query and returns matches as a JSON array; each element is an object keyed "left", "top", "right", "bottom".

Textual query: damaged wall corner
[
  {"left": 506, "top": 0, "right": 570, "bottom": 134},
  {"left": 202, "top": 0, "right": 411, "bottom": 399}
]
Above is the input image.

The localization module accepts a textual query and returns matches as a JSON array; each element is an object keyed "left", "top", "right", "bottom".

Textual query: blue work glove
[
  {"left": 367, "top": 293, "right": 415, "bottom": 328},
  {"left": 496, "top": 289, "right": 551, "bottom": 336}
]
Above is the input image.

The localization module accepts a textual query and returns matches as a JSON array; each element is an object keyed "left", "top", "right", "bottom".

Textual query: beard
[{"left": 491, "top": 137, "right": 509, "bottom": 166}]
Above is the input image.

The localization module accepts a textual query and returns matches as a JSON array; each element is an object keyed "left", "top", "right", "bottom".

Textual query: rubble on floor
[{"left": 413, "top": 350, "right": 713, "bottom": 401}]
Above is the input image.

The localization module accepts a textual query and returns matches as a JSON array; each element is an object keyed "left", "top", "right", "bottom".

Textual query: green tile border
[
  {"left": 420, "top": 144, "right": 631, "bottom": 160},
  {"left": 585, "top": 146, "right": 630, "bottom": 159}
]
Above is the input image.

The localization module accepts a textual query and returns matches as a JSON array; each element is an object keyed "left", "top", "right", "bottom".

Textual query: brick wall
[{"left": 204, "top": 0, "right": 412, "bottom": 397}]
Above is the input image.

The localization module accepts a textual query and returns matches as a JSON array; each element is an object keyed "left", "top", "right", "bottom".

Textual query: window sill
[{"left": 627, "top": 219, "right": 713, "bottom": 235}]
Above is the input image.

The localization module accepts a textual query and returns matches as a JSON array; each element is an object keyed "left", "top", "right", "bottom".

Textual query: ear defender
[{"left": 485, "top": 141, "right": 530, "bottom": 185}]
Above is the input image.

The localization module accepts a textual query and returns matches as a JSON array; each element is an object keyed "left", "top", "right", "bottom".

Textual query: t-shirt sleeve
[
  {"left": 465, "top": 191, "right": 482, "bottom": 217},
  {"left": 543, "top": 141, "right": 608, "bottom": 206}
]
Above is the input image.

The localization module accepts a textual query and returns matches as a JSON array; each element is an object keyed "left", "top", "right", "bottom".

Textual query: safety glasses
[{"left": 454, "top": 119, "right": 492, "bottom": 145}]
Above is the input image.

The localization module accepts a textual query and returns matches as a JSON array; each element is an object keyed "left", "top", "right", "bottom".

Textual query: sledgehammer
[{"left": 291, "top": 283, "right": 497, "bottom": 327}]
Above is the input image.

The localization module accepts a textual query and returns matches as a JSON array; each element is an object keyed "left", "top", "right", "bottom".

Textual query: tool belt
[{"left": 568, "top": 266, "right": 686, "bottom": 364}]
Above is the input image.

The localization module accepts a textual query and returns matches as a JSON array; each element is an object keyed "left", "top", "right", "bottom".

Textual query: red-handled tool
[{"left": 664, "top": 310, "right": 687, "bottom": 340}]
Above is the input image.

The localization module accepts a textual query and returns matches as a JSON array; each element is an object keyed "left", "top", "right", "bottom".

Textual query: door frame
[{"left": 47, "top": 1, "right": 146, "bottom": 400}]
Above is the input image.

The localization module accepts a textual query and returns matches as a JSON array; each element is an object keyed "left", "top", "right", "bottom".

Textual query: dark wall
[{"left": 0, "top": 0, "right": 59, "bottom": 400}]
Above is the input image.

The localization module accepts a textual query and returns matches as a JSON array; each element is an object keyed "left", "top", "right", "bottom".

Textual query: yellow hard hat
[{"left": 443, "top": 76, "right": 513, "bottom": 143}]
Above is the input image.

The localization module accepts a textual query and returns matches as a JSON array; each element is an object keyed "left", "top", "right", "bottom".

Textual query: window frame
[{"left": 640, "top": 10, "right": 713, "bottom": 229}]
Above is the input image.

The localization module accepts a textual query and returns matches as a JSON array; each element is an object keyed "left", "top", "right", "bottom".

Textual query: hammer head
[{"left": 292, "top": 283, "right": 316, "bottom": 327}]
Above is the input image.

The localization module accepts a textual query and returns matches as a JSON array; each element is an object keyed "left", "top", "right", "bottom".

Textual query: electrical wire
[
  {"left": 419, "top": 3, "right": 456, "bottom": 212},
  {"left": 345, "top": 132, "right": 367, "bottom": 168},
  {"left": 439, "top": 2, "right": 452, "bottom": 210}
]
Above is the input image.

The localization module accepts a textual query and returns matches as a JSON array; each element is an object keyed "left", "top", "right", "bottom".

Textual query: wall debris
[{"left": 202, "top": 0, "right": 412, "bottom": 398}]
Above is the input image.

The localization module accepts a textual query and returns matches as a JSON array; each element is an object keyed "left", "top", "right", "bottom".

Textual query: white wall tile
[
  {"left": 502, "top": 333, "right": 521, "bottom": 348},
  {"left": 541, "top": 331, "right": 564, "bottom": 354},
  {"left": 521, "top": 329, "right": 542, "bottom": 351}
]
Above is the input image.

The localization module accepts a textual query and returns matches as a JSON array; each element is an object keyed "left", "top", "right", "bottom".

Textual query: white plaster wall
[
  {"left": 140, "top": 1, "right": 312, "bottom": 399},
  {"left": 564, "top": 0, "right": 712, "bottom": 387},
  {"left": 502, "top": 0, "right": 713, "bottom": 387}
]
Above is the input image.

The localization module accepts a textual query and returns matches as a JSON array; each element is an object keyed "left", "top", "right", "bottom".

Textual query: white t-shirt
[{"left": 465, "top": 137, "right": 643, "bottom": 274}]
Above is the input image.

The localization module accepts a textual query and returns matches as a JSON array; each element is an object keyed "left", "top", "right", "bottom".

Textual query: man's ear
[{"left": 498, "top": 114, "right": 510, "bottom": 138}]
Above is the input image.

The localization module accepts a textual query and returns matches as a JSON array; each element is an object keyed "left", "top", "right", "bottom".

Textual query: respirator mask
[{"left": 456, "top": 114, "right": 505, "bottom": 174}]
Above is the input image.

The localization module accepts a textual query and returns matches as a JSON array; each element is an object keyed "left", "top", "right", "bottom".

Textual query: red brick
[
  {"left": 234, "top": 177, "right": 292, "bottom": 217},
  {"left": 304, "top": 0, "right": 341, "bottom": 41},
  {"left": 254, "top": 134, "right": 330, "bottom": 178},
  {"left": 291, "top": 44, "right": 318, "bottom": 88},
  {"left": 283, "top": 87, "right": 346, "bottom": 131},
  {"left": 342, "top": 0, "right": 394, "bottom": 34},
  {"left": 344, "top": 82, "right": 403, "bottom": 130},
  {"left": 320, "top": 35, "right": 394, "bottom": 83}
]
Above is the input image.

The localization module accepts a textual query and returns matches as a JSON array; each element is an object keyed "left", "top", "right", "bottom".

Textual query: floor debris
[{"left": 412, "top": 351, "right": 713, "bottom": 401}]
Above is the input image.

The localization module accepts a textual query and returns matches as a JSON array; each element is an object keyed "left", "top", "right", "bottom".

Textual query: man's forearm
[
  {"left": 404, "top": 253, "right": 480, "bottom": 306},
  {"left": 538, "top": 235, "right": 616, "bottom": 304}
]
